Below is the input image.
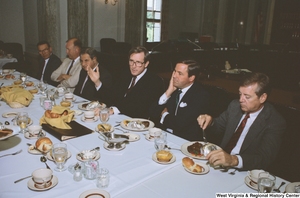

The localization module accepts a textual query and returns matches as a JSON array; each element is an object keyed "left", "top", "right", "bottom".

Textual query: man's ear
[{"left": 259, "top": 93, "right": 267, "bottom": 103}]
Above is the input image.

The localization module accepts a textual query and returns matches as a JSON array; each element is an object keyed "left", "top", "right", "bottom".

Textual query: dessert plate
[
  {"left": 183, "top": 162, "right": 210, "bottom": 175},
  {"left": 2, "top": 112, "right": 18, "bottom": 118},
  {"left": 27, "top": 175, "right": 58, "bottom": 191},
  {"left": 24, "top": 130, "right": 46, "bottom": 139},
  {"left": 81, "top": 116, "right": 98, "bottom": 122},
  {"left": 145, "top": 133, "right": 155, "bottom": 141},
  {"left": 285, "top": 182, "right": 300, "bottom": 193},
  {"left": 152, "top": 152, "right": 176, "bottom": 165},
  {"left": 79, "top": 189, "right": 110, "bottom": 198},
  {"left": 27, "top": 145, "right": 44, "bottom": 155}
]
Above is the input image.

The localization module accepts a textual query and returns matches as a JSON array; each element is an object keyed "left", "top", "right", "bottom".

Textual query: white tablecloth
[
  {"left": 0, "top": 73, "right": 290, "bottom": 198},
  {"left": 0, "top": 57, "right": 17, "bottom": 68}
]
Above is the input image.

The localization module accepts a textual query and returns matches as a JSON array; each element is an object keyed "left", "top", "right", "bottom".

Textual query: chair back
[
  {"left": 112, "top": 42, "right": 131, "bottom": 55},
  {"left": 3, "top": 42, "right": 24, "bottom": 63},
  {"left": 100, "top": 38, "right": 116, "bottom": 54}
]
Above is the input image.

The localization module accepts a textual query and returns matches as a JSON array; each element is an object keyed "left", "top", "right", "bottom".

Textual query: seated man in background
[
  {"left": 51, "top": 37, "right": 82, "bottom": 88},
  {"left": 109, "top": 46, "right": 164, "bottom": 118},
  {"left": 150, "top": 60, "right": 210, "bottom": 141},
  {"left": 36, "top": 41, "right": 61, "bottom": 86},
  {"left": 74, "top": 47, "right": 112, "bottom": 101},
  {"left": 197, "top": 72, "right": 286, "bottom": 171}
]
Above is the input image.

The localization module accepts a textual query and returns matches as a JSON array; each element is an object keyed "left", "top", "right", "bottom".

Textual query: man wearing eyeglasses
[
  {"left": 36, "top": 41, "right": 61, "bottom": 86},
  {"left": 109, "top": 46, "right": 164, "bottom": 118}
]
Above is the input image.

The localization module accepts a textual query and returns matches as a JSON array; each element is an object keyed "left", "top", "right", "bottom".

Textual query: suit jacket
[
  {"left": 111, "top": 69, "right": 164, "bottom": 119},
  {"left": 51, "top": 58, "right": 82, "bottom": 88},
  {"left": 211, "top": 99, "right": 286, "bottom": 170},
  {"left": 37, "top": 54, "right": 61, "bottom": 87},
  {"left": 150, "top": 83, "right": 210, "bottom": 141},
  {"left": 74, "top": 65, "right": 112, "bottom": 101}
]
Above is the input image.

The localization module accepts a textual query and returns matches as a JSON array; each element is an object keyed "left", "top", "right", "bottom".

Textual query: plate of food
[
  {"left": 95, "top": 123, "right": 114, "bottom": 133},
  {"left": 181, "top": 141, "right": 220, "bottom": 160},
  {"left": 121, "top": 118, "right": 154, "bottom": 131},
  {"left": 182, "top": 157, "right": 209, "bottom": 175},
  {"left": 78, "top": 101, "right": 106, "bottom": 111},
  {"left": 153, "top": 150, "right": 176, "bottom": 164},
  {"left": 0, "top": 128, "right": 16, "bottom": 141}
]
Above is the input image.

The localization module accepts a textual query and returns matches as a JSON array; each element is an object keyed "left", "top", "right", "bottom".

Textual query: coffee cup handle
[{"left": 247, "top": 171, "right": 251, "bottom": 178}]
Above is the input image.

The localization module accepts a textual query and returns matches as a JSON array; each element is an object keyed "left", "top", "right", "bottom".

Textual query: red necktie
[
  {"left": 224, "top": 113, "right": 250, "bottom": 153},
  {"left": 66, "top": 60, "right": 74, "bottom": 75}
]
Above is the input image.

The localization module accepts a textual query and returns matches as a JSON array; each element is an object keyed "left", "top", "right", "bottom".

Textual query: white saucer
[
  {"left": 62, "top": 97, "right": 76, "bottom": 102},
  {"left": 46, "top": 150, "right": 72, "bottom": 161},
  {"left": 145, "top": 133, "right": 155, "bottom": 141},
  {"left": 285, "top": 182, "right": 300, "bottom": 193},
  {"left": 152, "top": 152, "right": 176, "bottom": 165},
  {"left": 27, "top": 145, "right": 47, "bottom": 155},
  {"left": 74, "top": 110, "right": 83, "bottom": 116},
  {"left": 76, "top": 151, "right": 100, "bottom": 162},
  {"left": 244, "top": 176, "right": 258, "bottom": 190},
  {"left": 81, "top": 116, "right": 98, "bottom": 122},
  {"left": 103, "top": 142, "right": 126, "bottom": 151},
  {"left": 183, "top": 162, "right": 210, "bottom": 175},
  {"left": 123, "top": 133, "right": 140, "bottom": 142},
  {"left": 79, "top": 189, "right": 110, "bottom": 198},
  {"left": 2, "top": 112, "right": 18, "bottom": 118},
  {"left": 27, "top": 175, "right": 58, "bottom": 191},
  {"left": 24, "top": 131, "right": 46, "bottom": 139}
]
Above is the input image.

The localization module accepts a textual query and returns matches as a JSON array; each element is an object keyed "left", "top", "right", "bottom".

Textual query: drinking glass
[
  {"left": 99, "top": 108, "right": 109, "bottom": 123},
  {"left": 20, "top": 72, "right": 27, "bottom": 86},
  {"left": 257, "top": 172, "right": 276, "bottom": 193},
  {"left": 38, "top": 81, "right": 48, "bottom": 96},
  {"left": 96, "top": 168, "right": 110, "bottom": 188},
  {"left": 16, "top": 112, "right": 29, "bottom": 133},
  {"left": 154, "top": 131, "right": 167, "bottom": 151},
  {"left": 52, "top": 143, "right": 68, "bottom": 172}
]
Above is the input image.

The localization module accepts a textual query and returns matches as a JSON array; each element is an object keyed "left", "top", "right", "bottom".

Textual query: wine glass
[
  {"left": 20, "top": 72, "right": 27, "bottom": 87},
  {"left": 52, "top": 143, "right": 68, "bottom": 172},
  {"left": 16, "top": 112, "right": 29, "bottom": 133},
  {"left": 99, "top": 108, "right": 109, "bottom": 123},
  {"left": 257, "top": 172, "right": 276, "bottom": 193},
  {"left": 38, "top": 81, "right": 48, "bottom": 96}
]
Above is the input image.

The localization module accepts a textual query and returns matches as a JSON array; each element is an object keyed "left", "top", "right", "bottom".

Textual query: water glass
[
  {"left": 154, "top": 131, "right": 167, "bottom": 151},
  {"left": 96, "top": 168, "right": 110, "bottom": 188},
  {"left": 38, "top": 81, "right": 48, "bottom": 96},
  {"left": 16, "top": 112, "right": 29, "bottom": 133},
  {"left": 20, "top": 72, "right": 27, "bottom": 85},
  {"left": 99, "top": 108, "right": 109, "bottom": 123},
  {"left": 52, "top": 143, "right": 68, "bottom": 172},
  {"left": 257, "top": 172, "right": 276, "bottom": 193}
]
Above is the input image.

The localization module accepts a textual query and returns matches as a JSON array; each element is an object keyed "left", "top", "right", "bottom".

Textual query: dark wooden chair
[
  {"left": 100, "top": 38, "right": 116, "bottom": 54},
  {"left": 2, "top": 42, "right": 26, "bottom": 72}
]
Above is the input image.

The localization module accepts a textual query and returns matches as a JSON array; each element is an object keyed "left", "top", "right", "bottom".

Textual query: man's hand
[
  {"left": 206, "top": 149, "right": 238, "bottom": 167},
  {"left": 165, "top": 71, "right": 177, "bottom": 98},
  {"left": 197, "top": 114, "right": 213, "bottom": 130},
  {"left": 88, "top": 66, "right": 101, "bottom": 87},
  {"left": 57, "top": 74, "right": 71, "bottom": 81}
]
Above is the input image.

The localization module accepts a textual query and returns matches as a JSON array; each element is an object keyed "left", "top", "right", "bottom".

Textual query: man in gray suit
[
  {"left": 197, "top": 72, "right": 286, "bottom": 171},
  {"left": 51, "top": 37, "right": 82, "bottom": 88}
]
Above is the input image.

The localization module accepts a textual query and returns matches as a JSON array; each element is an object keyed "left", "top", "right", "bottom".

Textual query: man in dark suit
[
  {"left": 74, "top": 48, "right": 112, "bottom": 101},
  {"left": 197, "top": 72, "right": 286, "bottom": 171},
  {"left": 37, "top": 41, "right": 61, "bottom": 86},
  {"left": 110, "top": 46, "right": 164, "bottom": 118},
  {"left": 150, "top": 60, "right": 210, "bottom": 141}
]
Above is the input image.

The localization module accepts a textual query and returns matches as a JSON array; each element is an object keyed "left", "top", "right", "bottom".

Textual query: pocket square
[{"left": 179, "top": 102, "right": 187, "bottom": 107}]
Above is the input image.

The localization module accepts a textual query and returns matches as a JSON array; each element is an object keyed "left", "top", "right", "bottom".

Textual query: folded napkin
[
  {"left": 0, "top": 88, "right": 33, "bottom": 107},
  {"left": 39, "top": 106, "right": 75, "bottom": 129}
]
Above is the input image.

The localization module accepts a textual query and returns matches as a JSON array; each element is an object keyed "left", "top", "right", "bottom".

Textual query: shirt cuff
[
  {"left": 235, "top": 155, "right": 243, "bottom": 169},
  {"left": 110, "top": 106, "right": 120, "bottom": 115},
  {"left": 95, "top": 81, "right": 102, "bottom": 91},
  {"left": 158, "top": 93, "right": 169, "bottom": 105},
  {"left": 160, "top": 111, "right": 169, "bottom": 124}
]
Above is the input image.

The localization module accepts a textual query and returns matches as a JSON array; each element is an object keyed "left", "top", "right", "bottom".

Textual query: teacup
[
  {"left": 57, "top": 87, "right": 65, "bottom": 96},
  {"left": 84, "top": 111, "right": 95, "bottom": 120},
  {"left": 2, "top": 69, "right": 10, "bottom": 75},
  {"left": 149, "top": 127, "right": 162, "bottom": 138},
  {"left": 28, "top": 125, "right": 42, "bottom": 136},
  {"left": 247, "top": 169, "right": 264, "bottom": 183},
  {"left": 32, "top": 168, "right": 53, "bottom": 189},
  {"left": 64, "top": 93, "right": 74, "bottom": 101}
]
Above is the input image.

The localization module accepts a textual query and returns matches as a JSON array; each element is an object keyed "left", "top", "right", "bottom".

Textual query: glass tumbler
[{"left": 96, "top": 168, "right": 110, "bottom": 188}]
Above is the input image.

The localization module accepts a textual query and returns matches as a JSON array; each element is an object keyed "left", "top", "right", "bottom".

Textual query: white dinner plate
[
  {"left": 103, "top": 142, "right": 126, "bottom": 151},
  {"left": 46, "top": 150, "right": 72, "bottom": 161},
  {"left": 120, "top": 118, "right": 154, "bottom": 131},
  {"left": 0, "top": 128, "right": 16, "bottom": 141},
  {"left": 27, "top": 175, "right": 58, "bottom": 191},
  {"left": 79, "top": 189, "right": 110, "bottom": 198},
  {"left": 152, "top": 152, "right": 176, "bottom": 165},
  {"left": 181, "top": 141, "right": 221, "bottom": 160},
  {"left": 78, "top": 102, "right": 106, "bottom": 111},
  {"left": 183, "top": 161, "right": 210, "bottom": 175},
  {"left": 81, "top": 116, "right": 98, "bottom": 122},
  {"left": 244, "top": 176, "right": 258, "bottom": 190},
  {"left": 76, "top": 151, "right": 100, "bottom": 162},
  {"left": 2, "top": 112, "right": 18, "bottom": 118},
  {"left": 285, "top": 182, "right": 300, "bottom": 193}
]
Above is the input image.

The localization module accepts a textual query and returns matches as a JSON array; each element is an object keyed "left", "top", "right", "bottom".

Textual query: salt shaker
[{"left": 73, "top": 164, "right": 82, "bottom": 182}]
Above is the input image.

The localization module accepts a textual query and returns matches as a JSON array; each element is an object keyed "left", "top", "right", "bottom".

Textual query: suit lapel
[{"left": 221, "top": 111, "right": 243, "bottom": 148}]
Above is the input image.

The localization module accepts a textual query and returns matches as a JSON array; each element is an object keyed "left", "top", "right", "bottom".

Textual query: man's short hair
[
  {"left": 37, "top": 41, "right": 50, "bottom": 48},
  {"left": 177, "top": 60, "right": 200, "bottom": 79},
  {"left": 240, "top": 72, "right": 271, "bottom": 97},
  {"left": 81, "top": 47, "right": 98, "bottom": 60},
  {"left": 67, "top": 37, "right": 82, "bottom": 50},
  {"left": 128, "top": 46, "right": 150, "bottom": 63}
]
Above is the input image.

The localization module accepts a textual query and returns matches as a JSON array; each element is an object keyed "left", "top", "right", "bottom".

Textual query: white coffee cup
[
  {"left": 84, "top": 111, "right": 95, "bottom": 120},
  {"left": 247, "top": 169, "right": 264, "bottom": 183},
  {"left": 28, "top": 125, "right": 42, "bottom": 136},
  {"left": 2, "top": 69, "right": 10, "bottom": 75},
  {"left": 64, "top": 93, "right": 74, "bottom": 101},
  {"left": 149, "top": 127, "right": 162, "bottom": 137},
  {"left": 32, "top": 168, "right": 53, "bottom": 188}
]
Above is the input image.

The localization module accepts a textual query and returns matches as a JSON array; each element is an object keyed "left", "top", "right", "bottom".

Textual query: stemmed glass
[
  {"left": 52, "top": 143, "right": 68, "bottom": 172},
  {"left": 257, "top": 172, "right": 276, "bottom": 193},
  {"left": 16, "top": 112, "right": 29, "bottom": 133},
  {"left": 99, "top": 108, "right": 109, "bottom": 123},
  {"left": 37, "top": 81, "right": 48, "bottom": 96},
  {"left": 20, "top": 72, "right": 27, "bottom": 87}
]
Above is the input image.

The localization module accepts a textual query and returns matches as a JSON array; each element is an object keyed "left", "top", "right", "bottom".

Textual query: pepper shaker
[{"left": 73, "top": 164, "right": 82, "bottom": 181}]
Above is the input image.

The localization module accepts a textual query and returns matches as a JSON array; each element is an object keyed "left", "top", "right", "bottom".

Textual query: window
[{"left": 146, "top": 0, "right": 162, "bottom": 42}]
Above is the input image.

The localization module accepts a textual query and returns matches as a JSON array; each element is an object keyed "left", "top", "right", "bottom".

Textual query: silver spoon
[
  {"left": 40, "top": 156, "right": 51, "bottom": 170},
  {"left": 273, "top": 181, "right": 286, "bottom": 193},
  {"left": 229, "top": 169, "right": 237, "bottom": 175},
  {"left": 14, "top": 175, "right": 32, "bottom": 183}
]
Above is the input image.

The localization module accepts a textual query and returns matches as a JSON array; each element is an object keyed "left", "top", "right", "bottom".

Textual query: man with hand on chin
[
  {"left": 150, "top": 60, "right": 210, "bottom": 141},
  {"left": 74, "top": 48, "right": 112, "bottom": 101},
  {"left": 197, "top": 72, "right": 286, "bottom": 170}
]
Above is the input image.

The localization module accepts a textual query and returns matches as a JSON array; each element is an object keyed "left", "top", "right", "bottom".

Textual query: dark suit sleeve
[{"left": 95, "top": 65, "right": 113, "bottom": 103}]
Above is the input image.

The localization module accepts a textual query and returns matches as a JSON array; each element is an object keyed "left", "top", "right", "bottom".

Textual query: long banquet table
[{"left": 0, "top": 71, "right": 290, "bottom": 198}]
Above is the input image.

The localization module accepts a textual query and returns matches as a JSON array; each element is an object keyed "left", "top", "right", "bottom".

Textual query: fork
[
  {"left": 229, "top": 169, "right": 237, "bottom": 175},
  {"left": 0, "top": 149, "right": 22, "bottom": 158}
]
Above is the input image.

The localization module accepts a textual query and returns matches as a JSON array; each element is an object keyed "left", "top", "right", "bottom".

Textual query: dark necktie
[
  {"left": 224, "top": 113, "right": 250, "bottom": 154},
  {"left": 176, "top": 89, "right": 182, "bottom": 106},
  {"left": 125, "top": 76, "right": 136, "bottom": 96},
  {"left": 66, "top": 60, "right": 74, "bottom": 75}
]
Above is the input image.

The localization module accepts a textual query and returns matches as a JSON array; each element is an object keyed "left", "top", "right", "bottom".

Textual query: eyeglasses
[
  {"left": 129, "top": 60, "right": 144, "bottom": 67},
  {"left": 38, "top": 48, "right": 49, "bottom": 53}
]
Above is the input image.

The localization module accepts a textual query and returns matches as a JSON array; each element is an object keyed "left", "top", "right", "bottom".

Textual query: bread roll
[
  {"left": 182, "top": 157, "right": 203, "bottom": 173},
  {"left": 156, "top": 150, "right": 173, "bottom": 162},
  {"left": 97, "top": 124, "right": 111, "bottom": 132},
  {"left": 29, "top": 89, "right": 38, "bottom": 94},
  {"left": 45, "top": 110, "right": 66, "bottom": 118},
  {"left": 60, "top": 101, "right": 71, "bottom": 107},
  {"left": 35, "top": 137, "right": 53, "bottom": 153}
]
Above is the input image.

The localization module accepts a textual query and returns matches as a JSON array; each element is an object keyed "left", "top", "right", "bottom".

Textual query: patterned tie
[
  {"left": 176, "top": 89, "right": 182, "bottom": 106},
  {"left": 224, "top": 113, "right": 250, "bottom": 154},
  {"left": 66, "top": 60, "right": 74, "bottom": 75},
  {"left": 125, "top": 76, "right": 136, "bottom": 96}
]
